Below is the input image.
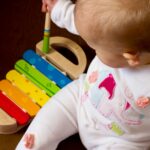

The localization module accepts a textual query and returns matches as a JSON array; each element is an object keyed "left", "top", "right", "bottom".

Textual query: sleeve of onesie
[{"left": 51, "top": 0, "right": 78, "bottom": 35}]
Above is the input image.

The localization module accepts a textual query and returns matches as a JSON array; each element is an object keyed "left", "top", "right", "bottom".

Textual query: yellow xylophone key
[
  {"left": 6, "top": 70, "right": 50, "bottom": 107},
  {"left": 0, "top": 80, "right": 40, "bottom": 117}
]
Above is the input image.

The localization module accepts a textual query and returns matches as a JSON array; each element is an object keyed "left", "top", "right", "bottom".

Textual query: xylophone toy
[{"left": 0, "top": 12, "right": 87, "bottom": 134}]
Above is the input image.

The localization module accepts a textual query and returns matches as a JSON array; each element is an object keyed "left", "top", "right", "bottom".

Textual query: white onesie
[{"left": 16, "top": 0, "right": 150, "bottom": 149}]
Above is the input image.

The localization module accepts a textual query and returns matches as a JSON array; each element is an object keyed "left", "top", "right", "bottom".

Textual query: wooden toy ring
[
  {"left": 0, "top": 108, "right": 17, "bottom": 134},
  {"left": 36, "top": 36, "right": 87, "bottom": 79}
]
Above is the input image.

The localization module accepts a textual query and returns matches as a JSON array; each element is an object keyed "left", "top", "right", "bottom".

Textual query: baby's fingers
[{"left": 41, "top": 3, "right": 48, "bottom": 12}]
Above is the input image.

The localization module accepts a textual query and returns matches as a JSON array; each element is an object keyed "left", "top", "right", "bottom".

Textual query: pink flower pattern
[{"left": 88, "top": 71, "right": 99, "bottom": 83}]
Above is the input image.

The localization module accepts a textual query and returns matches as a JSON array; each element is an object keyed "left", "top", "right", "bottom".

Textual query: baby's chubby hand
[{"left": 42, "top": 0, "right": 58, "bottom": 12}]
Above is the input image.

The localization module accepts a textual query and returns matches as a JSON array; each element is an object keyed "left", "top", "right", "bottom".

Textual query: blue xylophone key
[{"left": 23, "top": 49, "right": 72, "bottom": 88}]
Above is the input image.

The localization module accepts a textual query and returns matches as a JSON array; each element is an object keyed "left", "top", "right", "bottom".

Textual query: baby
[{"left": 16, "top": 0, "right": 150, "bottom": 149}]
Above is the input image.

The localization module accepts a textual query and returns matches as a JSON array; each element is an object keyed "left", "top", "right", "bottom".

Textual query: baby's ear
[{"left": 123, "top": 51, "right": 140, "bottom": 66}]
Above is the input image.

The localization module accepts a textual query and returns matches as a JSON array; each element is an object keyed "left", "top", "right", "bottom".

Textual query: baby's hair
[{"left": 75, "top": 0, "right": 150, "bottom": 52}]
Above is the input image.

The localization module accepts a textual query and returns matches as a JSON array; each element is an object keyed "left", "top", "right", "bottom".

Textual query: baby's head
[{"left": 75, "top": 0, "right": 150, "bottom": 68}]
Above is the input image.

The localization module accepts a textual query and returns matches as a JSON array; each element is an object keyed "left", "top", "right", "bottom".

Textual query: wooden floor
[{"left": 0, "top": 0, "right": 95, "bottom": 149}]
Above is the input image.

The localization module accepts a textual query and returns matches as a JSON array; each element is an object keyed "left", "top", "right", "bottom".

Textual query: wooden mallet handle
[{"left": 42, "top": 12, "right": 50, "bottom": 53}]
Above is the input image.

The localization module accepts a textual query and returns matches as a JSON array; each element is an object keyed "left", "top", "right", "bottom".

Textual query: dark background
[{"left": 0, "top": 0, "right": 95, "bottom": 149}]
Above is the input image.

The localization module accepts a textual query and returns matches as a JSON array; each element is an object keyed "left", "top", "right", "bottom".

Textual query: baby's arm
[
  {"left": 42, "top": 0, "right": 78, "bottom": 35},
  {"left": 51, "top": 0, "right": 78, "bottom": 34}
]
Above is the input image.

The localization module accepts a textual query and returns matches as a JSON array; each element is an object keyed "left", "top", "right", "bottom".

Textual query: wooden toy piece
[
  {"left": 0, "top": 91, "right": 30, "bottom": 125},
  {"left": 23, "top": 49, "right": 72, "bottom": 88},
  {"left": 15, "top": 59, "right": 60, "bottom": 97},
  {"left": 0, "top": 108, "right": 17, "bottom": 134},
  {"left": 42, "top": 12, "right": 50, "bottom": 53},
  {"left": 0, "top": 80, "right": 40, "bottom": 117},
  {"left": 6, "top": 70, "right": 50, "bottom": 107},
  {"left": 36, "top": 36, "right": 87, "bottom": 79}
]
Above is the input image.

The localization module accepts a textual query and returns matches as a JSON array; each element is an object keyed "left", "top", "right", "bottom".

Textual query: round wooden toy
[
  {"left": 0, "top": 109, "right": 17, "bottom": 134},
  {"left": 36, "top": 36, "right": 87, "bottom": 79}
]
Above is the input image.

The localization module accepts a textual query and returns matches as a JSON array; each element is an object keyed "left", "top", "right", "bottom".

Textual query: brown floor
[{"left": 0, "top": 0, "right": 95, "bottom": 149}]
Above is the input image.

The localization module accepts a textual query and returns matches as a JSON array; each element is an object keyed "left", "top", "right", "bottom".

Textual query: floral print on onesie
[{"left": 81, "top": 57, "right": 149, "bottom": 138}]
